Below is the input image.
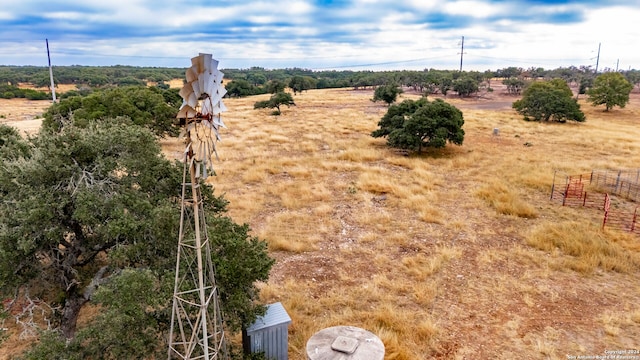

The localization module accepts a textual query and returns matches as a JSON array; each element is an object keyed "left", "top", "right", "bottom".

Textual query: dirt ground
[{"left": 0, "top": 98, "right": 51, "bottom": 135}]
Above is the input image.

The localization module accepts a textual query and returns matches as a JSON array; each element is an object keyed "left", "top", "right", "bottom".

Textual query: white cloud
[
  {"left": 442, "top": 1, "right": 506, "bottom": 18},
  {"left": 2, "top": 0, "right": 640, "bottom": 70}
]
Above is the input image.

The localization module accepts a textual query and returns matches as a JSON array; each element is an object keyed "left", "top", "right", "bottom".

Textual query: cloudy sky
[{"left": 0, "top": 0, "right": 638, "bottom": 71}]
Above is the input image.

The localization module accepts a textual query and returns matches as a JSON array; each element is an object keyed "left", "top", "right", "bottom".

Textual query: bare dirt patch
[{"left": 0, "top": 98, "right": 50, "bottom": 135}]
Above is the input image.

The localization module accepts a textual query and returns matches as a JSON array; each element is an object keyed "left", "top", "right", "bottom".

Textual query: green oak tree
[
  {"left": 1, "top": 120, "right": 273, "bottom": 358},
  {"left": 266, "top": 79, "right": 287, "bottom": 94},
  {"left": 372, "top": 98, "right": 465, "bottom": 152},
  {"left": 42, "top": 86, "right": 180, "bottom": 136},
  {"left": 503, "top": 77, "right": 526, "bottom": 95},
  {"left": 587, "top": 72, "right": 633, "bottom": 111},
  {"left": 0, "top": 124, "right": 31, "bottom": 161},
  {"left": 372, "top": 83, "right": 403, "bottom": 106},
  {"left": 453, "top": 76, "right": 479, "bottom": 97},
  {"left": 288, "top": 75, "right": 315, "bottom": 95},
  {"left": 254, "top": 91, "right": 296, "bottom": 115},
  {"left": 512, "top": 79, "right": 585, "bottom": 122},
  {"left": 0, "top": 120, "right": 184, "bottom": 339},
  {"left": 225, "top": 79, "right": 258, "bottom": 98}
]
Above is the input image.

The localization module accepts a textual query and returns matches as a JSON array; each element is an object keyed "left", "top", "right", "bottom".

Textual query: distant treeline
[{"left": 1, "top": 65, "right": 639, "bottom": 99}]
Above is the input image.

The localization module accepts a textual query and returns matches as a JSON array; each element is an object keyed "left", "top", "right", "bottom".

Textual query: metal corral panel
[{"left": 244, "top": 302, "right": 292, "bottom": 360}]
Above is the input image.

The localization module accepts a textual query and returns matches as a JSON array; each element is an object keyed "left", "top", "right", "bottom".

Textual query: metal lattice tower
[{"left": 168, "top": 53, "right": 229, "bottom": 360}]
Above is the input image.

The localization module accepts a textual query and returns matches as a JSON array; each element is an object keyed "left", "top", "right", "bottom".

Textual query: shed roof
[{"left": 246, "top": 302, "right": 291, "bottom": 333}]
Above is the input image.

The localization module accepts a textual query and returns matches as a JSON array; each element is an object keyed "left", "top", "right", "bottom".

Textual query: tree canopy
[
  {"left": 0, "top": 84, "right": 49, "bottom": 100},
  {"left": 512, "top": 79, "right": 585, "bottom": 122},
  {"left": 372, "top": 98, "right": 465, "bottom": 152},
  {"left": 453, "top": 76, "right": 479, "bottom": 97},
  {"left": 587, "top": 72, "right": 634, "bottom": 111},
  {"left": 254, "top": 91, "right": 296, "bottom": 115},
  {"left": 0, "top": 120, "right": 183, "bottom": 338},
  {"left": 42, "top": 86, "right": 180, "bottom": 136},
  {"left": 503, "top": 77, "right": 526, "bottom": 95},
  {"left": 288, "top": 75, "right": 316, "bottom": 95},
  {"left": 372, "top": 83, "right": 403, "bottom": 106},
  {"left": 1, "top": 119, "right": 273, "bottom": 357},
  {"left": 0, "top": 125, "right": 31, "bottom": 161}
]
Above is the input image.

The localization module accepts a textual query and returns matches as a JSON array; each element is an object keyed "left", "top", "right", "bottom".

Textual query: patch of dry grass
[
  {"left": 526, "top": 221, "right": 640, "bottom": 273},
  {"left": 476, "top": 179, "right": 539, "bottom": 218}
]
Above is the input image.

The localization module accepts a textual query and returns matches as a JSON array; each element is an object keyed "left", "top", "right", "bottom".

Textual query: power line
[{"left": 311, "top": 55, "right": 453, "bottom": 70}]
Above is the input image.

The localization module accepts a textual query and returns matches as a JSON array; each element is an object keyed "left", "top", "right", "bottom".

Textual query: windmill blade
[
  {"left": 212, "top": 114, "right": 226, "bottom": 128},
  {"left": 179, "top": 83, "right": 194, "bottom": 101},
  {"left": 210, "top": 58, "right": 219, "bottom": 72},
  {"left": 202, "top": 71, "right": 214, "bottom": 97},
  {"left": 177, "top": 104, "right": 198, "bottom": 119},
  {"left": 192, "top": 80, "right": 202, "bottom": 100},
  {"left": 177, "top": 106, "right": 189, "bottom": 119},
  {"left": 201, "top": 53, "right": 213, "bottom": 71},
  {"left": 191, "top": 54, "right": 205, "bottom": 74},
  {"left": 186, "top": 93, "right": 198, "bottom": 109},
  {"left": 201, "top": 100, "right": 212, "bottom": 116},
  {"left": 186, "top": 67, "right": 198, "bottom": 83}
]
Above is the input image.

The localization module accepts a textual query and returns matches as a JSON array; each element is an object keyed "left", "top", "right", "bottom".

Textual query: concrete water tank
[{"left": 306, "top": 325, "right": 385, "bottom": 360}]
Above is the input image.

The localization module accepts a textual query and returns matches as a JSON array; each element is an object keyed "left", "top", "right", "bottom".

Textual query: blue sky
[{"left": 0, "top": 0, "right": 638, "bottom": 71}]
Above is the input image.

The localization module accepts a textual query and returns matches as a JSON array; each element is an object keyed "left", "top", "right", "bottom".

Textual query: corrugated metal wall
[
  {"left": 244, "top": 302, "right": 291, "bottom": 360},
  {"left": 247, "top": 325, "right": 289, "bottom": 359}
]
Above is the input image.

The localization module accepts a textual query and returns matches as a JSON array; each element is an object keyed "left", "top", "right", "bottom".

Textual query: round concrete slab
[{"left": 306, "top": 325, "right": 384, "bottom": 360}]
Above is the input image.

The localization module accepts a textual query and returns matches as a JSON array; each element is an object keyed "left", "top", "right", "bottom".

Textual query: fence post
[
  {"left": 631, "top": 207, "right": 638, "bottom": 233},
  {"left": 602, "top": 194, "right": 610, "bottom": 230},
  {"left": 562, "top": 183, "right": 569, "bottom": 206},
  {"left": 583, "top": 192, "right": 587, "bottom": 207},
  {"left": 550, "top": 171, "right": 556, "bottom": 200}
]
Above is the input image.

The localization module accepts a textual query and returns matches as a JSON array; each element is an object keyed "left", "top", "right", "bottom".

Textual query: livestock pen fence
[
  {"left": 550, "top": 170, "right": 640, "bottom": 234},
  {"left": 590, "top": 169, "right": 640, "bottom": 202}
]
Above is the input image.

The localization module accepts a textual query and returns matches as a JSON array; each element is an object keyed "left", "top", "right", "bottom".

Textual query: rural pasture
[{"left": 2, "top": 84, "right": 640, "bottom": 359}]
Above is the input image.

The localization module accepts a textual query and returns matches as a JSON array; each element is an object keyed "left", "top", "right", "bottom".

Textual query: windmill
[{"left": 168, "top": 53, "right": 229, "bottom": 360}]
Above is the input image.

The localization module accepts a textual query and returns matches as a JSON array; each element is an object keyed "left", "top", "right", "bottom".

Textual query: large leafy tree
[
  {"left": 225, "top": 79, "right": 261, "bottom": 98},
  {"left": 453, "top": 76, "right": 479, "bottom": 97},
  {"left": 254, "top": 91, "right": 296, "bottom": 115},
  {"left": 0, "top": 119, "right": 181, "bottom": 338},
  {"left": 288, "top": 75, "right": 316, "bottom": 95},
  {"left": 0, "top": 119, "right": 273, "bottom": 356},
  {"left": 42, "top": 86, "right": 180, "bottom": 136},
  {"left": 625, "top": 70, "right": 640, "bottom": 92},
  {"left": 266, "top": 79, "right": 287, "bottom": 94},
  {"left": 587, "top": 72, "right": 633, "bottom": 111},
  {"left": 0, "top": 124, "right": 31, "bottom": 161},
  {"left": 372, "top": 83, "right": 403, "bottom": 106},
  {"left": 512, "top": 79, "right": 585, "bottom": 122},
  {"left": 372, "top": 98, "right": 465, "bottom": 152},
  {"left": 22, "top": 217, "right": 273, "bottom": 360},
  {"left": 503, "top": 77, "right": 526, "bottom": 95}
]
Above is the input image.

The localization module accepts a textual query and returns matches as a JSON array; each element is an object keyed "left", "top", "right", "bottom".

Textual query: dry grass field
[{"left": 3, "top": 84, "right": 640, "bottom": 359}]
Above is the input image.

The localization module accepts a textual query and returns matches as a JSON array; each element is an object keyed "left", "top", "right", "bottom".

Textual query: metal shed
[{"left": 243, "top": 302, "right": 292, "bottom": 360}]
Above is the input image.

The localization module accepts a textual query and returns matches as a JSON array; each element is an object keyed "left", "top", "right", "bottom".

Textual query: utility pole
[
  {"left": 616, "top": 59, "right": 619, "bottom": 72},
  {"left": 46, "top": 39, "right": 56, "bottom": 103},
  {"left": 595, "top": 43, "right": 601, "bottom": 73},
  {"left": 459, "top": 36, "right": 465, "bottom": 72}
]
